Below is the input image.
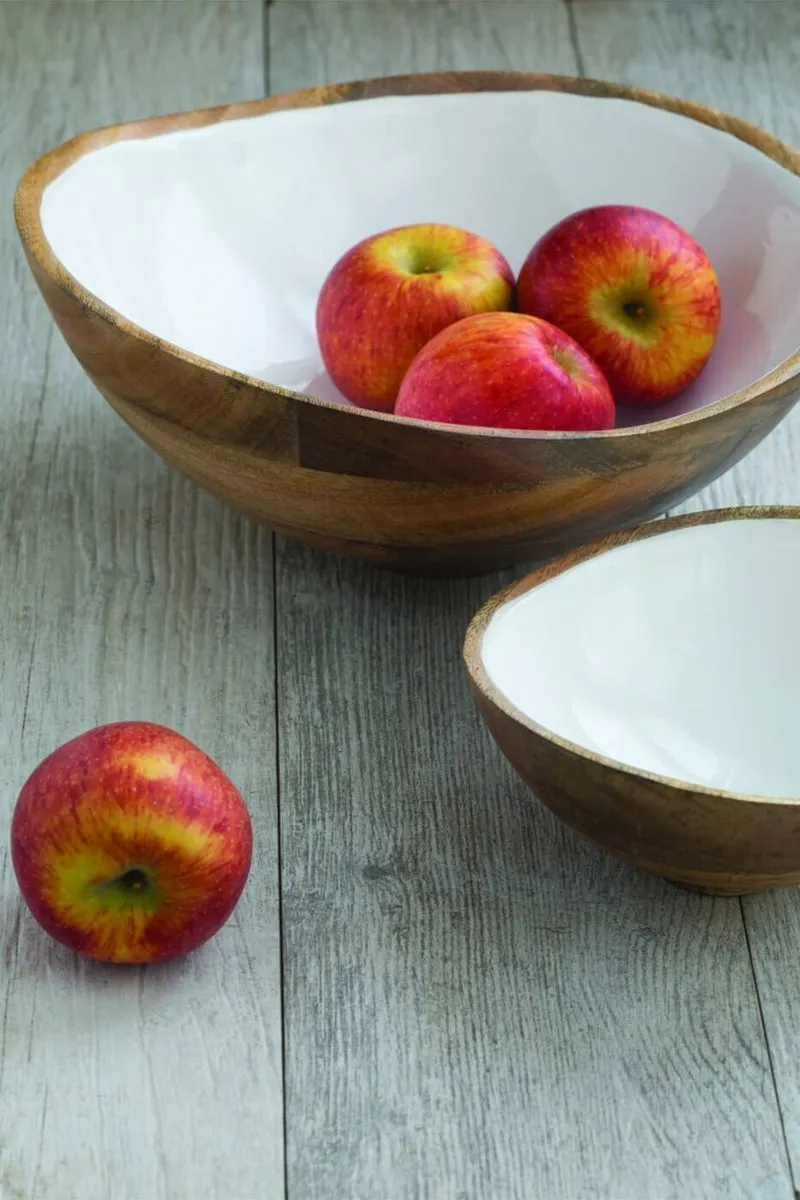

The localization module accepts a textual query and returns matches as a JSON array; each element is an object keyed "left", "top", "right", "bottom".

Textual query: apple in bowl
[
  {"left": 395, "top": 311, "right": 615, "bottom": 431},
  {"left": 10, "top": 721, "right": 252, "bottom": 964},
  {"left": 517, "top": 204, "right": 721, "bottom": 407},
  {"left": 316, "top": 222, "right": 515, "bottom": 412}
]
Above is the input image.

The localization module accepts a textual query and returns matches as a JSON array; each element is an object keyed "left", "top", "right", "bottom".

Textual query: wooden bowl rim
[
  {"left": 464, "top": 505, "right": 800, "bottom": 807},
  {"left": 14, "top": 69, "right": 800, "bottom": 444}
]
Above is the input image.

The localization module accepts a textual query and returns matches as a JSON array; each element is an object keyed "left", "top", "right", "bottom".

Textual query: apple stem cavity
[
  {"left": 391, "top": 243, "right": 453, "bottom": 277},
  {"left": 407, "top": 249, "right": 449, "bottom": 276},
  {"left": 116, "top": 867, "right": 150, "bottom": 892},
  {"left": 550, "top": 344, "right": 576, "bottom": 376},
  {"left": 91, "top": 864, "right": 161, "bottom": 911},
  {"left": 623, "top": 299, "right": 649, "bottom": 321}
]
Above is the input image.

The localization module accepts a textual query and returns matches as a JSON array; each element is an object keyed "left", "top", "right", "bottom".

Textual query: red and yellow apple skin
[
  {"left": 394, "top": 311, "right": 615, "bottom": 432},
  {"left": 517, "top": 205, "right": 721, "bottom": 407},
  {"left": 316, "top": 223, "right": 515, "bottom": 412},
  {"left": 10, "top": 722, "right": 252, "bottom": 965}
]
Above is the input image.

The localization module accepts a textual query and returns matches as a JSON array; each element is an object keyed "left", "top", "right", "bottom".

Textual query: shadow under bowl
[
  {"left": 464, "top": 507, "right": 800, "bottom": 896},
  {"left": 14, "top": 71, "right": 800, "bottom": 575}
]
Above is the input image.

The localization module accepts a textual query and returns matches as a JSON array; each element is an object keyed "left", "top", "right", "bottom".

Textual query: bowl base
[
  {"left": 271, "top": 521, "right": 542, "bottom": 578},
  {"left": 377, "top": 560, "right": 519, "bottom": 581},
  {"left": 669, "top": 879, "right": 744, "bottom": 898}
]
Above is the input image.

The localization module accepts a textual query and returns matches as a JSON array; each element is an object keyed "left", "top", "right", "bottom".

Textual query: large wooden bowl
[
  {"left": 464, "top": 507, "right": 800, "bottom": 896},
  {"left": 15, "top": 73, "right": 800, "bottom": 574}
]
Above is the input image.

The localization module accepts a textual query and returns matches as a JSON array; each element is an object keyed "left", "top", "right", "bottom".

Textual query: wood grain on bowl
[
  {"left": 464, "top": 506, "right": 800, "bottom": 896},
  {"left": 14, "top": 72, "right": 800, "bottom": 574}
]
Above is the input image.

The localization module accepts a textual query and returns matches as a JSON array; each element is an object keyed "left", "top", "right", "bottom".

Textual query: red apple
[
  {"left": 517, "top": 205, "right": 721, "bottom": 407},
  {"left": 394, "top": 311, "right": 615, "bottom": 431},
  {"left": 10, "top": 721, "right": 252, "bottom": 964},
  {"left": 316, "top": 222, "right": 515, "bottom": 412}
]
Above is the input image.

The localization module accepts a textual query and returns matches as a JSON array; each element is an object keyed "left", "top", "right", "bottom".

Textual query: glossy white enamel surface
[
  {"left": 41, "top": 90, "right": 800, "bottom": 426},
  {"left": 481, "top": 519, "right": 800, "bottom": 798}
]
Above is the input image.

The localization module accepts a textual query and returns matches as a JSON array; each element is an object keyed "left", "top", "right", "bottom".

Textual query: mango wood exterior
[
  {"left": 464, "top": 506, "right": 800, "bottom": 896},
  {"left": 14, "top": 72, "right": 800, "bottom": 574}
]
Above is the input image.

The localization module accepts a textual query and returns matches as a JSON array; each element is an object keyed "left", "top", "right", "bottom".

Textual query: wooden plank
[
  {"left": 271, "top": 5, "right": 791, "bottom": 1198},
  {"left": 0, "top": 4, "right": 283, "bottom": 1199},
  {"left": 268, "top": 0, "right": 576, "bottom": 89},
  {"left": 571, "top": 1, "right": 800, "bottom": 1190}
]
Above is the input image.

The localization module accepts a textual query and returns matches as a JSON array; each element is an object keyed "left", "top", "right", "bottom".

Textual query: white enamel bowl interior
[
  {"left": 41, "top": 90, "right": 800, "bottom": 427},
  {"left": 481, "top": 519, "right": 800, "bottom": 800}
]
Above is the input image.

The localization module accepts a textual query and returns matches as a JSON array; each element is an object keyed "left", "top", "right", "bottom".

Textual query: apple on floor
[{"left": 10, "top": 721, "right": 252, "bottom": 965}]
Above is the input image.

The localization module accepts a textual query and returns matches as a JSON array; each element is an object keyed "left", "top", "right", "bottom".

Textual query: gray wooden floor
[{"left": 2, "top": 2, "right": 800, "bottom": 1198}]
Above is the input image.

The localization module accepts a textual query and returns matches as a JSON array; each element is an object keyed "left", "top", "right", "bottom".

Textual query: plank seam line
[
  {"left": 563, "top": 0, "right": 587, "bottom": 79},
  {"left": 271, "top": 528, "right": 289, "bottom": 1200},
  {"left": 741, "top": 898, "right": 795, "bottom": 1190},
  {"left": 262, "top": 6, "right": 287, "bottom": 1196}
]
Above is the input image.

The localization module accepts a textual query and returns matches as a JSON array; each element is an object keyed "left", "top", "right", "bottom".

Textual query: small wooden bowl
[
  {"left": 14, "top": 72, "right": 800, "bottom": 575},
  {"left": 464, "top": 507, "right": 800, "bottom": 896}
]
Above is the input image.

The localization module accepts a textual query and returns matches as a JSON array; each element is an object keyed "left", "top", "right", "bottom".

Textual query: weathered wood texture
[
  {"left": 572, "top": 2, "right": 800, "bottom": 1191},
  {"left": 0, "top": 4, "right": 283, "bottom": 1200},
  {"left": 6, "top": 2, "right": 800, "bottom": 1199},
  {"left": 271, "top": 5, "right": 793, "bottom": 1199}
]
